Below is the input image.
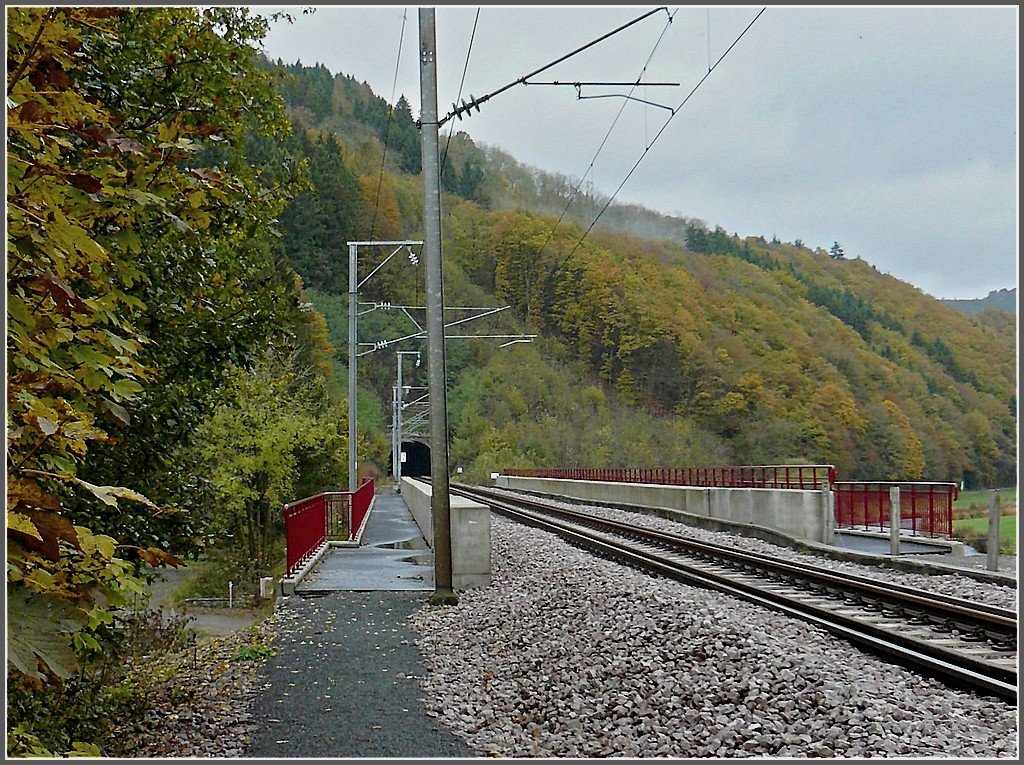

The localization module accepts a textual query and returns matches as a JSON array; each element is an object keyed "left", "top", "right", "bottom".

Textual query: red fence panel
[
  {"left": 349, "top": 478, "right": 375, "bottom": 541},
  {"left": 324, "top": 492, "right": 349, "bottom": 538},
  {"left": 282, "top": 493, "right": 326, "bottom": 577},
  {"left": 833, "top": 482, "right": 956, "bottom": 538},
  {"left": 283, "top": 479, "right": 377, "bottom": 576}
]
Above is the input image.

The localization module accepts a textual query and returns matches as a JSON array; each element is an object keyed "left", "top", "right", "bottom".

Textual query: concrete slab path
[{"left": 299, "top": 489, "right": 435, "bottom": 592}]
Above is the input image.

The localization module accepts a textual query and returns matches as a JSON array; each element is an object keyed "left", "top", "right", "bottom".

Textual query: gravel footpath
[{"left": 408, "top": 514, "right": 1019, "bottom": 758}]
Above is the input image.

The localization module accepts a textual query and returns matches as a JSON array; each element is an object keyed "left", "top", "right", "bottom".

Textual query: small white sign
[
  {"left": 457, "top": 466, "right": 463, "bottom": 474},
  {"left": 401, "top": 453, "right": 407, "bottom": 463},
  {"left": 490, "top": 472, "right": 500, "bottom": 480}
]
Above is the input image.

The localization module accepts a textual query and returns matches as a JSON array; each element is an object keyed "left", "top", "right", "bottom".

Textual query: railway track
[{"left": 452, "top": 483, "right": 1018, "bottom": 703}]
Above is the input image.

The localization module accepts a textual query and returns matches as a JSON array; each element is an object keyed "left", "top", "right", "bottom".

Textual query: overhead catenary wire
[
  {"left": 552, "top": 6, "right": 766, "bottom": 278},
  {"left": 441, "top": 6, "right": 670, "bottom": 125},
  {"left": 369, "top": 8, "right": 409, "bottom": 240},
  {"left": 528, "top": 9, "right": 677, "bottom": 273},
  {"left": 440, "top": 7, "right": 480, "bottom": 185}
]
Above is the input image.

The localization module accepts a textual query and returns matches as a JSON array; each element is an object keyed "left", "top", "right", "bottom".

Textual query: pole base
[{"left": 428, "top": 589, "right": 459, "bottom": 606}]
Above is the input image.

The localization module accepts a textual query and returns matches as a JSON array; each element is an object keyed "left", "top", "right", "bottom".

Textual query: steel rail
[
  {"left": 453, "top": 484, "right": 1018, "bottom": 702},
  {"left": 462, "top": 485, "right": 1016, "bottom": 633}
]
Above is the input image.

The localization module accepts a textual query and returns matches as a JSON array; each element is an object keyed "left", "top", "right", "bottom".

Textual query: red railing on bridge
[
  {"left": 349, "top": 478, "right": 374, "bottom": 542},
  {"left": 833, "top": 482, "right": 956, "bottom": 539},
  {"left": 503, "top": 465, "right": 837, "bottom": 490},
  {"left": 283, "top": 478, "right": 375, "bottom": 577},
  {"left": 501, "top": 467, "right": 956, "bottom": 538}
]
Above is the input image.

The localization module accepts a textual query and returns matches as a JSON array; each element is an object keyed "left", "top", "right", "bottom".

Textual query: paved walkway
[
  {"left": 248, "top": 591, "right": 472, "bottom": 758},
  {"left": 248, "top": 489, "right": 473, "bottom": 757},
  {"left": 832, "top": 531, "right": 1017, "bottom": 581},
  {"left": 905, "top": 552, "right": 1018, "bottom": 578}
]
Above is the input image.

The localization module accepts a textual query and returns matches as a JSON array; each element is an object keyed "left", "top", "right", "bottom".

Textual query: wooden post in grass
[{"left": 986, "top": 490, "right": 1000, "bottom": 571}]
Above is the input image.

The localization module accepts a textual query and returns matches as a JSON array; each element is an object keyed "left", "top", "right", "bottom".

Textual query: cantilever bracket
[{"left": 522, "top": 80, "right": 679, "bottom": 113}]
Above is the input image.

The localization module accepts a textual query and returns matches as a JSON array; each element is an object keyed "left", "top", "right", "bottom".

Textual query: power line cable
[
  {"left": 440, "top": 7, "right": 480, "bottom": 188},
  {"left": 552, "top": 6, "right": 766, "bottom": 277},
  {"left": 706, "top": 8, "right": 712, "bottom": 72},
  {"left": 369, "top": 8, "right": 408, "bottom": 240}
]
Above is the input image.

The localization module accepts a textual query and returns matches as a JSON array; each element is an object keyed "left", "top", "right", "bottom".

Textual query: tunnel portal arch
[{"left": 395, "top": 439, "right": 431, "bottom": 478}]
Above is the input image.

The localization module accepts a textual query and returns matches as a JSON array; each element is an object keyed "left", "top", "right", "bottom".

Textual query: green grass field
[
  {"left": 953, "top": 487, "right": 1016, "bottom": 510},
  {"left": 952, "top": 514, "right": 1017, "bottom": 555}
]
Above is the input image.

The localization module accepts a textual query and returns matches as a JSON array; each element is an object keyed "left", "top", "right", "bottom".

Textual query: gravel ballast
[
  {"left": 487, "top": 487, "right": 1018, "bottom": 609},
  {"left": 408, "top": 512, "right": 1019, "bottom": 758}
]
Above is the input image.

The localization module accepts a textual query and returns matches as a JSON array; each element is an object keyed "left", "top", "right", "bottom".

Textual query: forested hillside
[{"left": 269, "top": 58, "right": 1017, "bottom": 491}]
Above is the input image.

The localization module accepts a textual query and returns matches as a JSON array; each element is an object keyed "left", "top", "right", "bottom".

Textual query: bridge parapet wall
[
  {"left": 402, "top": 478, "right": 491, "bottom": 590},
  {"left": 707, "top": 486, "right": 829, "bottom": 540},
  {"left": 498, "top": 476, "right": 833, "bottom": 544}
]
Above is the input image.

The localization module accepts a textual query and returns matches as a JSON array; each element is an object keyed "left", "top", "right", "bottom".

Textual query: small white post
[
  {"left": 259, "top": 576, "right": 274, "bottom": 599},
  {"left": 889, "top": 487, "right": 901, "bottom": 556},
  {"left": 986, "top": 490, "right": 1000, "bottom": 571},
  {"left": 228, "top": 581, "right": 234, "bottom": 609}
]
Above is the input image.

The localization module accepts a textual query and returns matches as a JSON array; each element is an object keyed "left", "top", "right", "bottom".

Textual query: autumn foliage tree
[{"left": 6, "top": 5, "right": 302, "bottom": 724}]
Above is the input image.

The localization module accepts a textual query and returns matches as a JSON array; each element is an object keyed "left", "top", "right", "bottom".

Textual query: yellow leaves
[
  {"left": 24, "top": 569, "right": 59, "bottom": 590},
  {"left": 156, "top": 121, "right": 182, "bottom": 145},
  {"left": 877, "top": 399, "right": 926, "bottom": 480},
  {"left": 8, "top": 511, "right": 43, "bottom": 541},
  {"left": 714, "top": 391, "right": 750, "bottom": 417},
  {"left": 8, "top": 508, "right": 80, "bottom": 560},
  {"left": 70, "top": 478, "right": 159, "bottom": 510},
  {"left": 74, "top": 527, "right": 117, "bottom": 559},
  {"left": 66, "top": 742, "right": 104, "bottom": 758},
  {"left": 812, "top": 382, "right": 868, "bottom": 434},
  {"left": 357, "top": 173, "right": 401, "bottom": 239}
]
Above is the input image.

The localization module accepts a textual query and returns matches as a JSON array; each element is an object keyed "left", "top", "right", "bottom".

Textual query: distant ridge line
[{"left": 941, "top": 287, "right": 1016, "bottom": 314}]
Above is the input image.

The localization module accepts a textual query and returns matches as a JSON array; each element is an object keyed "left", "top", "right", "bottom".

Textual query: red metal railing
[
  {"left": 325, "top": 492, "right": 349, "bottom": 538},
  {"left": 283, "top": 493, "right": 327, "bottom": 577},
  {"left": 349, "top": 478, "right": 374, "bottom": 540},
  {"left": 503, "top": 465, "right": 837, "bottom": 490},
  {"left": 833, "top": 482, "right": 956, "bottom": 539},
  {"left": 282, "top": 478, "right": 375, "bottom": 577}
]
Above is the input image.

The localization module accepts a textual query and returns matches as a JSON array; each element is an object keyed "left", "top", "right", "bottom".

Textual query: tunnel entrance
[{"left": 400, "top": 440, "right": 431, "bottom": 478}]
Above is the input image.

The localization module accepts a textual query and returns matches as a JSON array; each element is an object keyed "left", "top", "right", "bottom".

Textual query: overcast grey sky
[{"left": 259, "top": 5, "right": 1018, "bottom": 300}]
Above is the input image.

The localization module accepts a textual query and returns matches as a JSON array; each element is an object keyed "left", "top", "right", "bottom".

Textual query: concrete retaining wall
[
  {"left": 496, "top": 476, "right": 833, "bottom": 543},
  {"left": 402, "top": 478, "right": 491, "bottom": 590}
]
